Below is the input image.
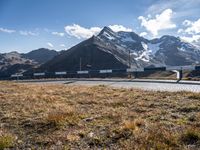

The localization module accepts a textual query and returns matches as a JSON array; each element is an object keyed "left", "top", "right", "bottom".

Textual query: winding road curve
[{"left": 18, "top": 78, "right": 200, "bottom": 93}]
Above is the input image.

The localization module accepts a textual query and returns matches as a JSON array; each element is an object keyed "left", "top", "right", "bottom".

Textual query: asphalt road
[{"left": 18, "top": 78, "right": 200, "bottom": 93}]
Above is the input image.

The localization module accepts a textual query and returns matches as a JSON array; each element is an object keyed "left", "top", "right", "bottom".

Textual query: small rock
[
  {"left": 88, "top": 132, "right": 94, "bottom": 138},
  {"left": 56, "top": 140, "right": 62, "bottom": 146},
  {"left": 83, "top": 117, "right": 94, "bottom": 122},
  {"left": 17, "top": 140, "right": 23, "bottom": 144},
  {"left": 171, "top": 113, "right": 180, "bottom": 119},
  {"left": 161, "top": 116, "right": 165, "bottom": 120}
]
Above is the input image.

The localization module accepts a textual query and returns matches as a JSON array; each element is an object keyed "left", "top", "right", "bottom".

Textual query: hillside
[
  {"left": 36, "top": 27, "right": 200, "bottom": 72},
  {"left": 0, "top": 49, "right": 58, "bottom": 77},
  {"left": 23, "top": 48, "right": 58, "bottom": 64}
]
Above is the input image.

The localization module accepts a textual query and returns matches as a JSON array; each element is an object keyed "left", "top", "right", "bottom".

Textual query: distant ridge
[
  {"left": 0, "top": 48, "right": 58, "bottom": 77},
  {"left": 23, "top": 48, "right": 58, "bottom": 64}
]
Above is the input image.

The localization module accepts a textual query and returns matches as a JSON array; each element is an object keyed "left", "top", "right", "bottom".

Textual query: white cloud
[
  {"left": 181, "top": 35, "right": 200, "bottom": 43},
  {"left": 0, "top": 27, "right": 16, "bottom": 33},
  {"left": 139, "top": 32, "right": 147, "bottom": 37},
  {"left": 60, "top": 44, "right": 68, "bottom": 50},
  {"left": 64, "top": 24, "right": 133, "bottom": 39},
  {"left": 47, "top": 42, "right": 54, "bottom": 48},
  {"left": 52, "top": 32, "right": 65, "bottom": 37},
  {"left": 182, "top": 20, "right": 192, "bottom": 26},
  {"left": 64, "top": 24, "right": 101, "bottom": 39},
  {"left": 182, "top": 19, "right": 200, "bottom": 34},
  {"left": 138, "top": 9, "right": 176, "bottom": 36},
  {"left": 19, "top": 30, "right": 38, "bottom": 36},
  {"left": 178, "top": 19, "right": 200, "bottom": 44},
  {"left": 177, "top": 29, "right": 184, "bottom": 34},
  {"left": 147, "top": 0, "right": 200, "bottom": 19},
  {"left": 60, "top": 44, "right": 66, "bottom": 47},
  {"left": 108, "top": 25, "right": 133, "bottom": 32}
]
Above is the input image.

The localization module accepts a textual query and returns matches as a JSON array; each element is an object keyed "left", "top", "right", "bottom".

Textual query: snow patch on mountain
[
  {"left": 121, "top": 36, "right": 136, "bottom": 42},
  {"left": 147, "top": 42, "right": 162, "bottom": 55},
  {"left": 141, "top": 42, "right": 148, "bottom": 50},
  {"left": 96, "top": 26, "right": 200, "bottom": 67},
  {"left": 135, "top": 51, "right": 150, "bottom": 62},
  {"left": 103, "top": 32, "right": 115, "bottom": 40},
  {"left": 135, "top": 42, "right": 151, "bottom": 62},
  {"left": 178, "top": 47, "right": 186, "bottom": 52}
]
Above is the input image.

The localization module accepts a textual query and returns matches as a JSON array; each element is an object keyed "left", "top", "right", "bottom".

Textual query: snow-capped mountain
[
  {"left": 96, "top": 27, "right": 200, "bottom": 67},
  {"left": 35, "top": 27, "right": 200, "bottom": 73}
]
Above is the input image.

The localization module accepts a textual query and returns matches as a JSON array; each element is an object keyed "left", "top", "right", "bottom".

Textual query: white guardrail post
[
  {"left": 99, "top": 70, "right": 112, "bottom": 74},
  {"left": 77, "top": 71, "right": 89, "bottom": 74},
  {"left": 11, "top": 74, "right": 23, "bottom": 81},
  {"left": 55, "top": 72, "right": 67, "bottom": 75}
]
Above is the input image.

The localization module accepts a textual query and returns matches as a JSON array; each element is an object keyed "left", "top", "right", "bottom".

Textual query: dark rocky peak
[
  {"left": 99, "top": 26, "right": 115, "bottom": 34},
  {"left": 98, "top": 26, "right": 118, "bottom": 39},
  {"left": 160, "top": 35, "right": 180, "bottom": 42}
]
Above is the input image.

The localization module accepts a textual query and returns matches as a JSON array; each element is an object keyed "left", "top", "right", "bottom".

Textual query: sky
[{"left": 0, "top": 0, "right": 200, "bottom": 53}]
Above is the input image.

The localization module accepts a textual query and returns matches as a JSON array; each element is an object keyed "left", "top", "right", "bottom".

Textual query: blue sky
[{"left": 0, "top": 0, "right": 200, "bottom": 53}]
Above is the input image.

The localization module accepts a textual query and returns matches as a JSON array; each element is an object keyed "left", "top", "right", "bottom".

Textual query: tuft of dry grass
[
  {"left": 0, "top": 81, "right": 200, "bottom": 149},
  {"left": 123, "top": 119, "right": 146, "bottom": 132},
  {"left": 0, "top": 136, "right": 13, "bottom": 150},
  {"left": 0, "top": 131, "right": 15, "bottom": 150},
  {"left": 180, "top": 128, "right": 200, "bottom": 145},
  {"left": 46, "top": 106, "right": 81, "bottom": 127}
]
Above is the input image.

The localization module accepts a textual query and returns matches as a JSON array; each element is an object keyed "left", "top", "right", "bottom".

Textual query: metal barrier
[{"left": 9, "top": 65, "right": 200, "bottom": 81}]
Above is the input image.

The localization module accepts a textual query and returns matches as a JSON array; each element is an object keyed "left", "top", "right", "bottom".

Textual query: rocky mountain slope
[
  {"left": 37, "top": 27, "right": 200, "bottom": 72},
  {"left": 97, "top": 27, "right": 200, "bottom": 67},
  {"left": 22, "top": 48, "right": 58, "bottom": 64},
  {"left": 37, "top": 37, "right": 128, "bottom": 72},
  {"left": 0, "top": 49, "right": 58, "bottom": 77}
]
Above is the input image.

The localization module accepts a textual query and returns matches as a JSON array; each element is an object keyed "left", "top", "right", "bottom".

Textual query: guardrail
[{"left": 9, "top": 65, "right": 200, "bottom": 81}]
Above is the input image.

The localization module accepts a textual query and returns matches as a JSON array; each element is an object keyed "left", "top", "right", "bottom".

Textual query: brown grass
[
  {"left": 0, "top": 130, "right": 15, "bottom": 150},
  {"left": 0, "top": 81, "right": 200, "bottom": 149}
]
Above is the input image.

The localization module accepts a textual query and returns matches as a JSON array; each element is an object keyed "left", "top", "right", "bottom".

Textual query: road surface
[{"left": 17, "top": 78, "right": 200, "bottom": 93}]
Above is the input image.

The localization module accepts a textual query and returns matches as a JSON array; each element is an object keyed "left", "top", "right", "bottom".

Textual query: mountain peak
[
  {"left": 98, "top": 26, "right": 115, "bottom": 36},
  {"left": 8, "top": 51, "right": 20, "bottom": 55},
  {"left": 23, "top": 48, "right": 58, "bottom": 64},
  {"left": 160, "top": 35, "right": 178, "bottom": 40},
  {"left": 102, "top": 26, "right": 113, "bottom": 32}
]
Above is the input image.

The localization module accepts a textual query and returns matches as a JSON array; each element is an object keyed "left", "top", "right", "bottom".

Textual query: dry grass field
[{"left": 0, "top": 81, "right": 200, "bottom": 149}]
